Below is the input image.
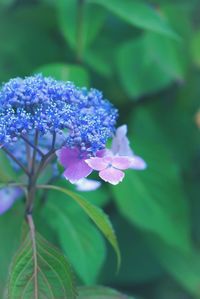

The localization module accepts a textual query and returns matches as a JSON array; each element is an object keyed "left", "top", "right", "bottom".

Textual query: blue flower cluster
[{"left": 0, "top": 74, "right": 118, "bottom": 154}]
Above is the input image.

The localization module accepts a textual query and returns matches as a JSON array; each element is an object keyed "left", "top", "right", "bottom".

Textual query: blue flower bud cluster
[{"left": 0, "top": 74, "right": 118, "bottom": 155}]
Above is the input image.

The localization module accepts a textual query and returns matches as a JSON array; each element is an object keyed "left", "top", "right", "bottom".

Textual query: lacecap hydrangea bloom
[{"left": 0, "top": 74, "right": 146, "bottom": 214}]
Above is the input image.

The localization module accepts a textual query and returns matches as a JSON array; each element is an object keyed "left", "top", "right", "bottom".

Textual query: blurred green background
[{"left": 1, "top": 0, "right": 200, "bottom": 298}]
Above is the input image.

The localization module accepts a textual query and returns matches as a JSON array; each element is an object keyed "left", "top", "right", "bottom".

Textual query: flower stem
[
  {"left": 31, "top": 130, "right": 39, "bottom": 175},
  {"left": 21, "top": 135, "right": 44, "bottom": 157},
  {"left": 2, "top": 147, "right": 30, "bottom": 176},
  {"left": 51, "top": 132, "right": 56, "bottom": 151}
]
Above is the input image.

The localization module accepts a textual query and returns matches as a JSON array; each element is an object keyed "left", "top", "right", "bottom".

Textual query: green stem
[{"left": 2, "top": 147, "right": 30, "bottom": 176}]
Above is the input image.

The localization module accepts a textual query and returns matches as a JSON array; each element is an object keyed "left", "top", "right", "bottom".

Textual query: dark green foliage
[{"left": 0, "top": 0, "right": 200, "bottom": 298}]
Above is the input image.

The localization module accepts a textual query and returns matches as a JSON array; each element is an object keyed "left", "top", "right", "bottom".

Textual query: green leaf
[
  {"left": 0, "top": 151, "right": 18, "bottom": 182},
  {"left": 42, "top": 189, "right": 106, "bottom": 284},
  {"left": 89, "top": 0, "right": 178, "bottom": 39},
  {"left": 0, "top": 5, "right": 66, "bottom": 82},
  {"left": 84, "top": 48, "right": 113, "bottom": 78},
  {"left": 0, "top": 203, "right": 23, "bottom": 295},
  {"left": 0, "top": 0, "right": 15, "bottom": 9},
  {"left": 7, "top": 228, "right": 76, "bottom": 299},
  {"left": 35, "top": 63, "right": 90, "bottom": 87},
  {"left": 55, "top": 0, "right": 106, "bottom": 51},
  {"left": 116, "top": 32, "right": 184, "bottom": 99},
  {"left": 112, "top": 107, "right": 191, "bottom": 253},
  {"left": 148, "top": 237, "right": 200, "bottom": 298},
  {"left": 78, "top": 286, "right": 135, "bottom": 299},
  {"left": 100, "top": 215, "right": 163, "bottom": 285},
  {"left": 38, "top": 184, "right": 121, "bottom": 270},
  {"left": 191, "top": 30, "right": 200, "bottom": 68}
]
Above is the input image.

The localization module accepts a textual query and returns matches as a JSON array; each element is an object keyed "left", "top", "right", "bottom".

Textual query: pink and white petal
[
  {"left": 74, "top": 178, "right": 101, "bottom": 191},
  {"left": 111, "top": 156, "right": 132, "bottom": 170},
  {"left": 130, "top": 155, "right": 147, "bottom": 170},
  {"left": 85, "top": 157, "right": 109, "bottom": 171},
  {"left": 56, "top": 147, "right": 80, "bottom": 168},
  {"left": 99, "top": 167, "right": 125, "bottom": 185},
  {"left": 111, "top": 125, "right": 134, "bottom": 156},
  {"left": 63, "top": 160, "right": 93, "bottom": 183}
]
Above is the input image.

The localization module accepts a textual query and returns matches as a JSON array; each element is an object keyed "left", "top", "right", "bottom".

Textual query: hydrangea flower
[
  {"left": 0, "top": 74, "right": 146, "bottom": 214},
  {"left": 58, "top": 125, "right": 146, "bottom": 186},
  {"left": 0, "top": 74, "right": 118, "bottom": 214},
  {"left": 0, "top": 74, "right": 117, "bottom": 154}
]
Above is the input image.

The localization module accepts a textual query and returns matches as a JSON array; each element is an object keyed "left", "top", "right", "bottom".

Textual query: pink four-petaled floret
[{"left": 57, "top": 124, "right": 147, "bottom": 187}]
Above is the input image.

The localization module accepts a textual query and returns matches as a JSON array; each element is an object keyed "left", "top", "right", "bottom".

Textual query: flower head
[{"left": 0, "top": 74, "right": 118, "bottom": 155}]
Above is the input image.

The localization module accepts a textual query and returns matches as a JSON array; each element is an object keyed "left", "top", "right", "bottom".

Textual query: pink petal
[
  {"left": 111, "top": 156, "right": 132, "bottom": 170},
  {"left": 99, "top": 167, "right": 125, "bottom": 185},
  {"left": 74, "top": 178, "right": 101, "bottom": 191},
  {"left": 111, "top": 125, "right": 134, "bottom": 156},
  {"left": 130, "top": 156, "right": 147, "bottom": 170},
  {"left": 85, "top": 157, "right": 109, "bottom": 171},
  {"left": 63, "top": 159, "right": 92, "bottom": 183}
]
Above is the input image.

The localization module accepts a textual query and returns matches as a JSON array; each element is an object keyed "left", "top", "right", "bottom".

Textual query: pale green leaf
[
  {"left": 55, "top": 0, "right": 106, "bottom": 51},
  {"left": 7, "top": 230, "right": 76, "bottom": 299},
  {"left": 0, "top": 203, "right": 23, "bottom": 295},
  {"left": 117, "top": 32, "right": 184, "bottom": 99},
  {"left": 89, "top": 0, "right": 178, "bottom": 39},
  {"left": 148, "top": 237, "right": 200, "bottom": 298},
  {"left": 35, "top": 63, "right": 89, "bottom": 87},
  {"left": 42, "top": 190, "right": 106, "bottom": 284},
  {"left": 38, "top": 185, "right": 121, "bottom": 269},
  {"left": 112, "top": 107, "right": 191, "bottom": 252}
]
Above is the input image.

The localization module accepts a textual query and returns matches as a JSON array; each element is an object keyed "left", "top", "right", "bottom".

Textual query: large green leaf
[
  {"left": 55, "top": 0, "right": 106, "bottom": 52},
  {"left": 78, "top": 286, "right": 135, "bottom": 299},
  {"left": 7, "top": 228, "right": 76, "bottom": 299},
  {"left": 112, "top": 107, "right": 191, "bottom": 252},
  {"left": 38, "top": 185, "right": 121, "bottom": 269},
  {"left": 100, "top": 215, "right": 163, "bottom": 285},
  {"left": 42, "top": 189, "right": 106, "bottom": 284},
  {"left": 0, "top": 5, "right": 66, "bottom": 82},
  {"left": 0, "top": 202, "right": 23, "bottom": 295},
  {"left": 35, "top": 63, "right": 89, "bottom": 87},
  {"left": 89, "top": 0, "right": 178, "bottom": 39},
  {"left": 116, "top": 32, "right": 184, "bottom": 99},
  {"left": 148, "top": 237, "right": 200, "bottom": 298}
]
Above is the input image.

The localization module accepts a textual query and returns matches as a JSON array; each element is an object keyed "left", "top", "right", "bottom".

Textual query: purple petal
[
  {"left": 0, "top": 187, "right": 21, "bottom": 215},
  {"left": 56, "top": 147, "right": 87, "bottom": 168},
  {"left": 85, "top": 157, "right": 109, "bottom": 171},
  {"left": 99, "top": 167, "right": 124, "bottom": 185},
  {"left": 74, "top": 178, "right": 101, "bottom": 191},
  {"left": 111, "top": 125, "right": 134, "bottom": 156},
  {"left": 112, "top": 156, "right": 132, "bottom": 170},
  {"left": 130, "top": 156, "right": 147, "bottom": 170},
  {"left": 63, "top": 159, "right": 93, "bottom": 183}
]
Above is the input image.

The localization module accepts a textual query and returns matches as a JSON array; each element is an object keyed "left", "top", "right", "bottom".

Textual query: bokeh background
[{"left": 1, "top": 0, "right": 200, "bottom": 298}]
